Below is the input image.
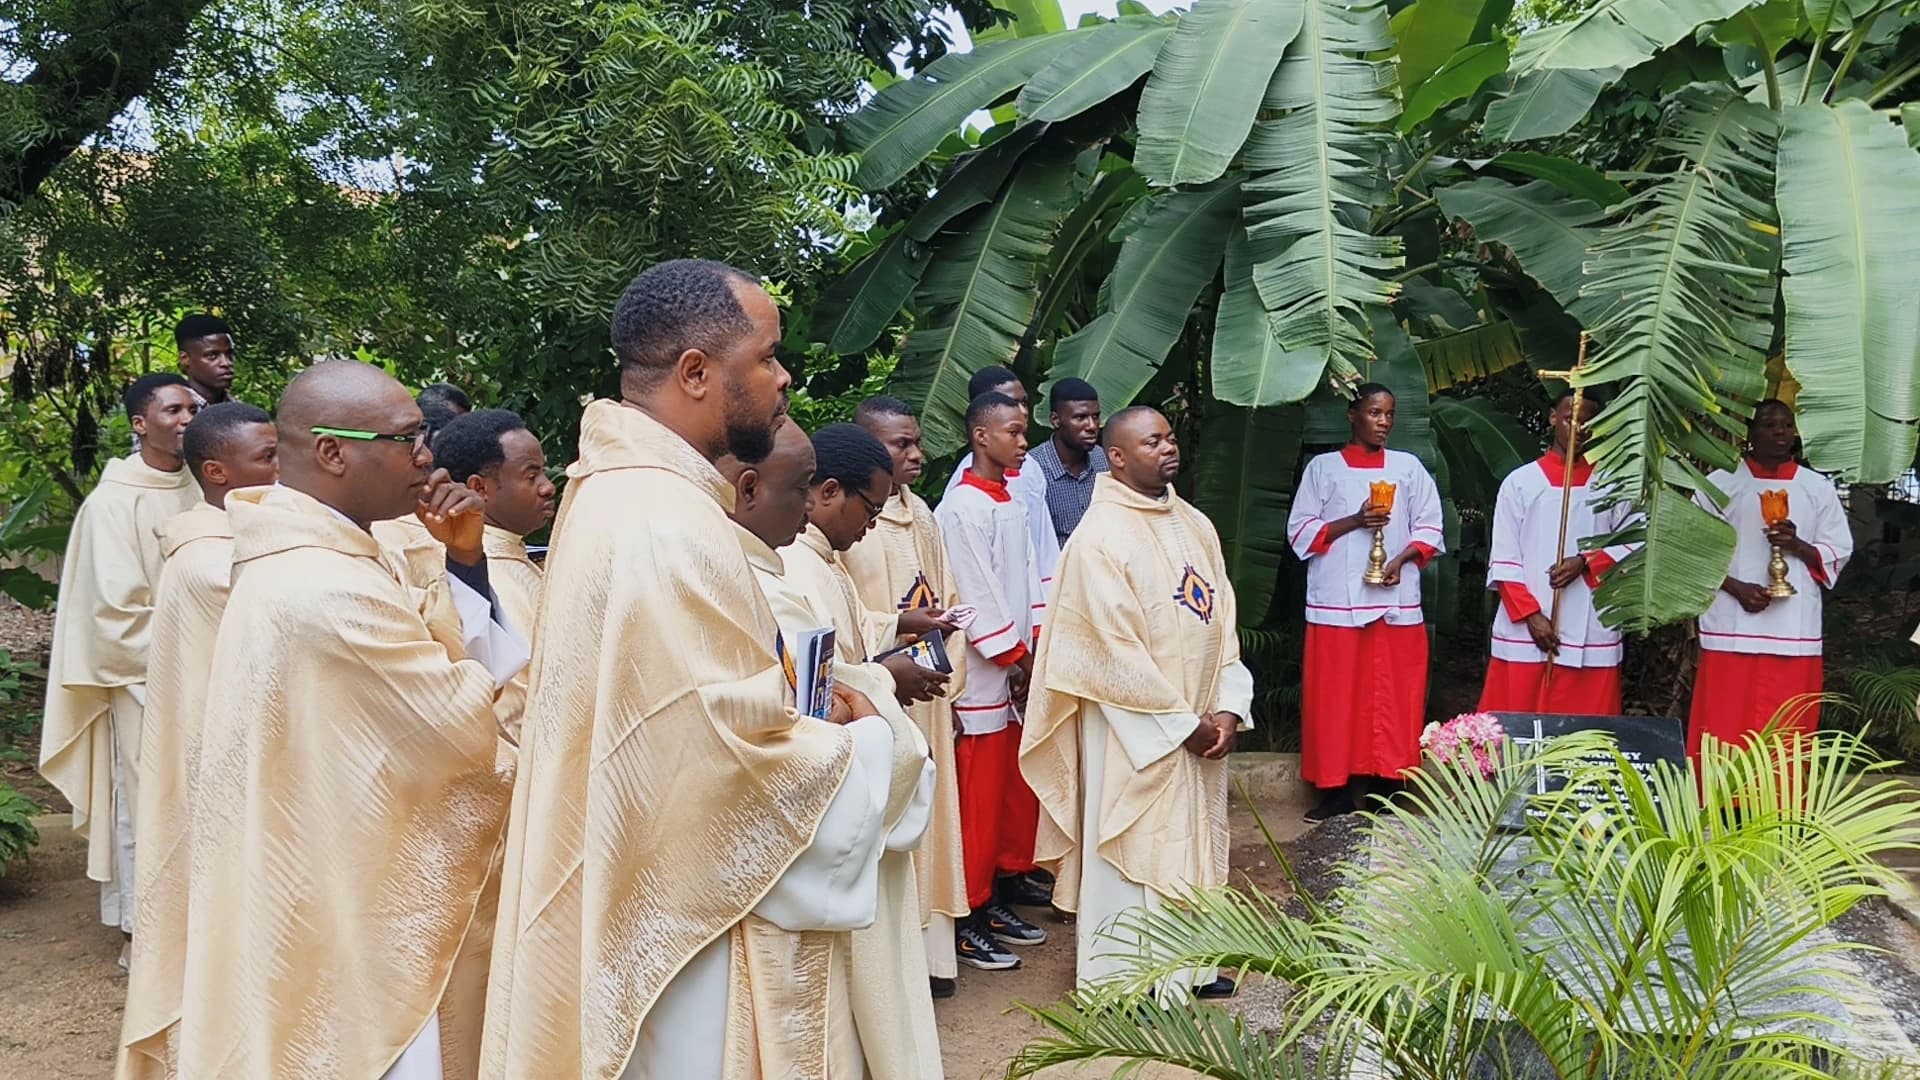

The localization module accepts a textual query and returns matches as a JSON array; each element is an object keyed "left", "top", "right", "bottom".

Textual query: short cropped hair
[
  {"left": 965, "top": 390, "right": 1021, "bottom": 433},
  {"left": 432, "top": 408, "right": 529, "bottom": 483},
  {"left": 1100, "top": 404, "right": 1161, "bottom": 449},
  {"left": 967, "top": 365, "right": 1020, "bottom": 400},
  {"left": 809, "top": 423, "right": 895, "bottom": 492},
  {"left": 174, "top": 314, "right": 231, "bottom": 346},
  {"left": 124, "top": 372, "right": 190, "bottom": 421},
  {"left": 853, "top": 394, "right": 915, "bottom": 425},
  {"left": 417, "top": 383, "right": 472, "bottom": 432},
  {"left": 1049, "top": 377, "right": 1098, "bottom": 413},
  {"left": 610, "top": 259, "right": 759, "bottom": 386},
  {"left": 183, "top": 401, "right": 273, "bottom": 475}
]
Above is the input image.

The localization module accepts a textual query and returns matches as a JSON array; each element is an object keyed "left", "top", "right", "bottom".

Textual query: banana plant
[{"left": 824, "top": 0, "right": 1920, "bottom": 633}]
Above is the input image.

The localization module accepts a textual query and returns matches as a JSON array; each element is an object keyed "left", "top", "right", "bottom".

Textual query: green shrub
[{"left": 0, "top": 783, "right": 39, "bottom": 877}]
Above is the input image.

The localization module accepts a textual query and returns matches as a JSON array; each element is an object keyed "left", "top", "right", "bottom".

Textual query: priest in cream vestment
[
  {"left": 1021, "top": 407, "right": 1254, "bottom": 999},
  {"left": 41, "top": 373, "right": 201, "bottom": 935},
  {"left": 430, "top": 407, "right": 558, "bottom": 741},
  {"left": 118, "top": 402, "right": 279, "bottom": 1080},
  {"left": 724, "top": 420, "right": 944, "bottom": 1079},
  {"left": 847, "top": 395, "right": 972, "bottom": 990},
  {"left": 480, "top": 260, "right": 898, "bottom": 1079},
  {"left": 178, "top": 361, "right": 528, "bottom": 1080}
]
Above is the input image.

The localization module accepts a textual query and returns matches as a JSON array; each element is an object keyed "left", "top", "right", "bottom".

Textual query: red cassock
[
  {"left": 1286, "top": 446, "right": 1446, "bottom": 789},
  {"left": 953, "top": 723, "right": 1039, "bottom": 908},
  {"left": 1688, "top": 651, "right": 1823, "bottom": 757},
  {"left": 1478, "top": 658, "right": 1621, "bottom": 714}
]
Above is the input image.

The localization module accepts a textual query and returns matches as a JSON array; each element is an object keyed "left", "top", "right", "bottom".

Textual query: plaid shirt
[{"left": 1026, "top": 438, "right": 1108, "bottom": 545}]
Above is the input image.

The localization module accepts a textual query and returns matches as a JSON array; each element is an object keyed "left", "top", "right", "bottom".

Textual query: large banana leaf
[
  {"left": 888, "top": 157, "right": 1080, "bottom": 455},
  {"left": 1017, "top": 19, "right": 1173, "bottom": 123},
  {"left": 1580, "top": 87, "right": 1778, "bottom": 506},
  {"left": 812, "top": 232, "right": 929, "bottom": 355},
  {"left": 1578, "top": 87, "right": 1777, "bottom": 629},
  {"left": 1482, "top": 66, "right": 1623, "bottom": 142},
  {"left": 1510, "top": 0, "right": 1770, "bottom": 75},
  {"left": 1401, "top": 40, "right": 1510, "bottom": 132},
  {"left": 1133, "top": 0, "right": 1305, "bottom": 187},
  {"left": 1592, "top": 487, "right": 1736, "bottom": 631},
  {"left": 1192, "top": 402, "right": 1305, "bottom": 627},
  {"left": 1242, "top": 0, "right": 1402, "bottom": 384},
  {"left": 845, "top": 31, "right": 1092, "bottom": 188},
  {"left": 1432, "top": 394, "right": 1537, "bottom": 508},
  {"left": 1211, "top": 227, "right": 1329, "bottom": 406},
  {"left": 1433, "top": 177, "right": 1602, "bottom": 309},
  {"left": 1029, "top": 163, "right": 1148, "bottom": 340},
  {"left": 905, "top": 123, "right": 1049, "bottom": 243},
  {"left": 1776, "top": 99, "right": 1920, "bottom": 482},
  {"left": 1416, "top": 320, "right": 1529, "bottom": 391},
  {"left": 1046, "top": 180, "right": 1241, "bottom": 409},
  {"left": 1391, "top": 0, "right": 1514, "bottom": 93}
]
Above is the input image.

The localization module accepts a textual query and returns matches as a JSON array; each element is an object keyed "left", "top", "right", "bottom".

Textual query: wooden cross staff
[{"left": 1533, "top": 332, "right": 1590, "bottom": 703}]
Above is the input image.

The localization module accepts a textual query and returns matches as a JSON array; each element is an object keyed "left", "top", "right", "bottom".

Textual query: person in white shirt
[
  {"left": 943, "top": 365, "right": 1061, "bottom": 594},
  {"left": 936, "top": 391, "right": 1052, "bottom": 971},
  {"left": 1285, "top": 383, "right": 1444, "bottom": 821},
  {"left": 1688, "top": 399, "right": 1851, "bottom": 756},
  {"left": 1478, "top": 388, "right": 1638, "bottom": 713}
]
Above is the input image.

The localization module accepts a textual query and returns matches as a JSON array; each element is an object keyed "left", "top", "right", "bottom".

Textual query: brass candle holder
[
  {"left": 1759, "top": 488, "right": 1796, "bottom": 599},
  {"left": 1361, "top": 480, "right": 1396, "bottom": 586}
]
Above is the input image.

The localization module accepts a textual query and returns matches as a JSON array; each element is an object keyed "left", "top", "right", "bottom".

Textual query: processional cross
[{"left": 1532, "top": 332, "right": 1591, "bottom": 700}]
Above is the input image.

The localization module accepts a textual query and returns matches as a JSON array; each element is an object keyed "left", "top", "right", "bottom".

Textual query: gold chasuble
[
  {"left": 178, "top": 486, "right": 514, "bottom": 1079},
  {"left": 772, "top": 524, "right": 942, "bottom": 1080},
  {"left": 40, "top": 455, "right": 199, "bottom": 914},
  {"left": 481, "top": 524, "right": 543, "bottom": 744},
  {"left": 1021, "top": 475, "right": 1245, "bottom": 917},
  {"left": 842, "top": 489, "right": 970, "bottom": 927},
  {"left": 118, "top": 503, "right": 233, "bottom": 1079},
  {"left": 480, "top": 401, "right": 859, "bottom": 1079}
]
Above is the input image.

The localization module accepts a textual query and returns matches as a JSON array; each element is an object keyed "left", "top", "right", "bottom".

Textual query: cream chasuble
[
  {"left": 1020, "top": 476, "right": 1255, "bottom": 988},
  {"left": 481, "top": 524, "right": 544, "bottom": 744},
  {"left": 773, "top": 525, "right": 943, "bottom": 1080},
  {"left": 40, "top": 454, "right": 199, "bottom": 930},
  {"left": 118, "top": 502, "right": 233, "bottom": 1079},
  {"left": 178, "top": 485, "right": 523, "bottom": 1080},
  {"left": 480, "top": 401, "right": 896, "bottom": 1080}
]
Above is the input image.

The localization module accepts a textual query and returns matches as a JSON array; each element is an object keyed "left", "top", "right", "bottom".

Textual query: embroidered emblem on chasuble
[
  {"left": 899, "top": 570, "right": 938, "bottom": 612},
  {"left": 1174, "top": 564, "right": 1216, "bottom": 625}
]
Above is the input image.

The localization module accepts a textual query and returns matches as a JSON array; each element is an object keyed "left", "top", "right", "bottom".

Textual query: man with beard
[
  {"left": 120, "top": 401, "right": 278, "bottom": 1078},
  {"left": 1024, "top": 377, "right": 1107, "bottom": 546},
  {"left": 1021, "top": 406, "right": 1253, "bottom": 1000},
  {"left": 845, "top": 395, "right": 970, "bottom": 998},
  {"left": 41, "top": 373, "right": 200, "bottom": 948},
  {"left": 178, "top": 360, "right": 528, "bottom": 1079},
  {"left": 481, "top": 259, "right": 896, "bottom": 1078}
]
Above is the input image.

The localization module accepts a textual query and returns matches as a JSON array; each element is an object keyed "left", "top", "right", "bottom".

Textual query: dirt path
[{"left": 0, "top": 804, "right": 1303, "bottom": 1079}]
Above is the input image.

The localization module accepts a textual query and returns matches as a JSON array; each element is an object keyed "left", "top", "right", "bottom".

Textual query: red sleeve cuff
[
  {"left": 1308, "top": 524, "right": 1333, "bottom": 556},
  {"left": 1498, "top": 580, "right": 1541, "bottom": 622},
  {"left": 1807, "top": 556, "right": 1830, "bottom": 586},
  {"left": 992, "top": 641, "right": 1030, "bottom": 668},
  {"left": 1408, "top": 541, "right": 1438, "bottom": 568},
  {"left": 1582, "top": 551, "right": 1615, "bottom": 589}
]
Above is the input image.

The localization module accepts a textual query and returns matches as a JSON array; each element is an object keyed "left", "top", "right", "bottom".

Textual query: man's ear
[
  {"left": 674, "top": 347, "right": 711, "bottom": 400},
  {"left": 201, "top": 459, "right": 229, "bottom": 488},
  {"left": 131, "top": 411, "right": 150, "bottom": 436},
  {"left": 735, "top": 469, "right": 760, "bottom": 511},
  {"left": 818, "top": 478, "right": 841, "bottom": 504},
  {"left": 314, "top": 434, "right": 349, "bottom": 477},
  {"left": 464, "top": 474, "right": 489, "bottom": 498}
]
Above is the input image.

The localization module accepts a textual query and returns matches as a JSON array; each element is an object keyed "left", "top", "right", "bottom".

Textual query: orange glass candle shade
[
  {"left": 1368, "top": 480, "right": 1397, "bottom": 516},
  {"left": 1759, "top": 489, "right": 1790, "bottom": 527}
]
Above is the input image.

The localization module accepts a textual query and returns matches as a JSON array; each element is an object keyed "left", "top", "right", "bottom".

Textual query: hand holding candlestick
[
  {"left": 1360, "top": 481, "right": 1397, "bottom": 585},
  {"left": 1759, "top": 489, "right": 1797, "bottom": 598}
]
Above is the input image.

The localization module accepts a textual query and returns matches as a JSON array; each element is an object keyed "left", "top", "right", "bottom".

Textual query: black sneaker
[
  {"left": 995, "top": 873, "right": 1053, "bottom": 908},
  {"left": 956, "top": 923, "right": 1020, "bottom": 970},
  {"left": 930, "top": 976, "right": 956, "bottom": 999},
  {"left": 1195, "top": 975, "right": 1238, "bottom": 999},
  {"left": 982, "top": 902, "right": 1047, "bottom": 946}
]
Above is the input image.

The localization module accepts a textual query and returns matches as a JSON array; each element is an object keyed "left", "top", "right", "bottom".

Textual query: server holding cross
[{"left": 1477, "top": 344, "right": 1639, "bottom": 714}]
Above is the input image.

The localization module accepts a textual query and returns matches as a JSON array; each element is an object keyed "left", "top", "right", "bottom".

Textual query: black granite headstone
[{"left": 1491, "top": 713, "right": 1687, "bottom": 831}]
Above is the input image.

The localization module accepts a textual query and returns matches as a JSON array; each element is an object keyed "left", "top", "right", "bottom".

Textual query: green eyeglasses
[{"left": 310, "top": 425, "right": 430, "bottom": 451}]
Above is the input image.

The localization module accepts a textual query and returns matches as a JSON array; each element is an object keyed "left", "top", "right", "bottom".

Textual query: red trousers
[
  {"left": 954, "top": 724, "right": 1039, "bottom": 909},
  {"left": 1477, "top": 658, "right": 1622, "bottom": 715},
  {"left": 1688, "top": 649, "right": 1822, "bottom": 758},
  {"left": 1301, "top": 621, "right": 1428, "bottom": 789}
]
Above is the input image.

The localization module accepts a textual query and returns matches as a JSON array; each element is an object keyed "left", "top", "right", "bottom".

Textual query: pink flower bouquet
[{"left": 1420, "top": 711, "right": 1507, "bottom": 780}]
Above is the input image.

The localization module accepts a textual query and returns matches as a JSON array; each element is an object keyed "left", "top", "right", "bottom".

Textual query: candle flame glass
[
  {"left": 1369, "top": 480, "right": 1397, "bottom": 516},
  {"left": 1759, "top": 489, "right": 1790, "bottom": 526}
]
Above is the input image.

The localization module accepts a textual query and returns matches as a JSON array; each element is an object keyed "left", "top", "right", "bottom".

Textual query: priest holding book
[{"left": 1022, "top": 406, "right": 1253, "bottom": 1000}]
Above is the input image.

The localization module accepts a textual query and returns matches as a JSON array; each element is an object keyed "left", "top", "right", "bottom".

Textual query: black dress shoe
[
  {"left": 1304, "top": 786, "right": 1356, "bottom": 822},
  {"left": 929, "top": 976, "right": 956, "bottom": 999},
  {"left": 1194, "top": 976, "right": 1237, "bottom": 999},
  {"left": 995, "top": 873, "right": 1053, "bottom": 908}
]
